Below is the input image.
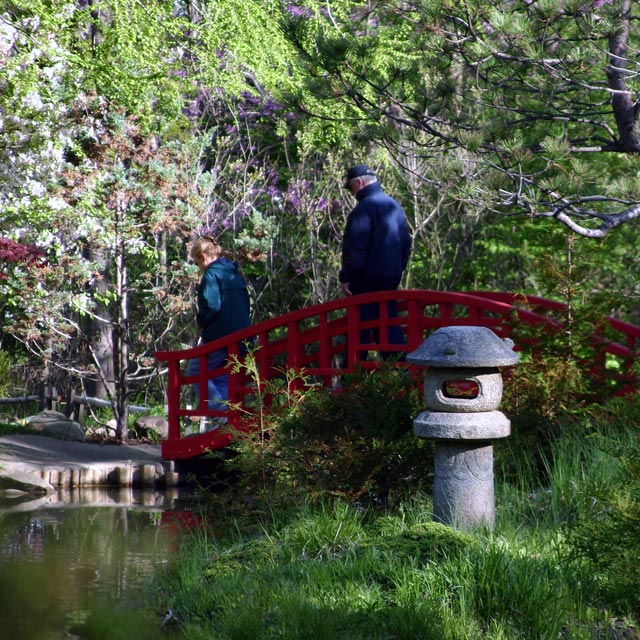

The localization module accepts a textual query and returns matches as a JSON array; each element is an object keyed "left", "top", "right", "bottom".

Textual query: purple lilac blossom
[{"left": 285, "top": 4, "right": 313, "bottom": 19}]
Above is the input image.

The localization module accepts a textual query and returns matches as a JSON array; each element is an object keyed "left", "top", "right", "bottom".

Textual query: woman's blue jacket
[{"left": 197, "top": 258, "right": 251, "bottom": 344}]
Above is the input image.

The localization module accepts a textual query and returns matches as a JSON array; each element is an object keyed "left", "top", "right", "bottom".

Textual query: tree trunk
[
  {"left": 84, "top": 245, "right": 115, "bottom": 400},
  {"left": 606, "top": 0, "right": 640, "bottom": 152},
  {"left": 111, "top": 220, "right": 130, "bottom": 441}
]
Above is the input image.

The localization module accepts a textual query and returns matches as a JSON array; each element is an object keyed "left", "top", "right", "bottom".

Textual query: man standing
[{"left": 339, "top": 164, "right": 412, "bottom": 360}]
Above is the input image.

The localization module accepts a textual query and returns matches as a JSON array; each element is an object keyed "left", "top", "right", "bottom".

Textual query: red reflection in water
[{"left": 161, "top": 510, "right": 214, "bottom": 551}]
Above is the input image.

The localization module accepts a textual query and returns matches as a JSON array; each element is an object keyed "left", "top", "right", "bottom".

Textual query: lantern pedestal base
[{"left": 432, "top": 441, "right": 495, "bottom": 529}]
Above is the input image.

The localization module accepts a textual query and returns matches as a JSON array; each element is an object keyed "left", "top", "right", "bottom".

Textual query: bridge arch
[{"left": 155, "top": 290, "right": 640, "bottom": 460}]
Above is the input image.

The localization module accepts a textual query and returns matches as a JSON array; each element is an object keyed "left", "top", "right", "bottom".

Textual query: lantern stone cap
[{"left": 407, "top": 326, "right": 519, "bottom": 368}]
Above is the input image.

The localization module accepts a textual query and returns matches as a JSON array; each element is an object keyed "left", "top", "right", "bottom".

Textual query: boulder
[
  {"left": 131, "top": 415, "right": 169, "bottom": 440},
  {"left": 0, "top": 469, "right": 51, "bottom": 495},
  {"left": 26, "top": 410, "right": 86, "bottom": 442}
]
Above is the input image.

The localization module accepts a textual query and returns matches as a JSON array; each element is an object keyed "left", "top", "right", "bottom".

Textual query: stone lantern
[{"left": 407, "top": 326, "right": 519, "bottom": 529}]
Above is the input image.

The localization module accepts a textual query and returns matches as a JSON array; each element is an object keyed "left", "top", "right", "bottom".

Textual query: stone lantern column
[{"left": 407, "top": 326, "right": 519, "bottom": 529}]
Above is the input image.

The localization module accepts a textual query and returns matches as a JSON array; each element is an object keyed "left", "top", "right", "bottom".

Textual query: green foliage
[
  {"left": 219, "top": 346, "right": 313, "bottom": 498},
  {"left": 157, "top": 390, "right": 640, "bottom": 638},
  {"left": 373, "top": 520, "right": 479, "bottom": 561},
  {"left": 220, "top": 358, "right": 428, "bottom": 504},
  {"left": 498, "top": 260, "right": 633, "bottom": 451},
  {"left": 0, "top": 422, "right": 34, "bottom": 437},
  {"left": 0, "top": 351, "right": 13, "bottom": 398},
  {"left": 69, "top": 0, "right": 186, "bottom": 131},
  {"left": 66, "top": 604, "right": 161, "bottom": 640},
  {"left": 270, "top": 365, "right": 429, "bottom": 502},
  {"left": 195, "top": 0, "right": 297, "bottom": 96},
  {"left": 497, "top": 311, "right": 616, "bottom": 483},
  {"left": 496, "top": 400, "right": 640, "bottom": 620},
  {"left": 3, "top": 0, "right": 640, "bottom": 443},
  {"left": 278, "top": 0, "right": 640, "bottom": 250},
  {"left": 562, "top": 403, "right": 640, "bottom": 613}
]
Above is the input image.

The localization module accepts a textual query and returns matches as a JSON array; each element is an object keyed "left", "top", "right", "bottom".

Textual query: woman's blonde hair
[{"left": 191, "top": 236, "right": 223, "bottom": 261}]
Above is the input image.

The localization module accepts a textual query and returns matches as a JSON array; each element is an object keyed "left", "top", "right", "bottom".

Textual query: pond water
[{"left": 0, "top": 487, "right": 193, "bottom": 639}]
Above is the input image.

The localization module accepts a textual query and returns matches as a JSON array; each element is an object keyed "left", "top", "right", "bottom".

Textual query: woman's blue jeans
[{"left": 186, "top": 348, "right": 228, "bottom": 411}]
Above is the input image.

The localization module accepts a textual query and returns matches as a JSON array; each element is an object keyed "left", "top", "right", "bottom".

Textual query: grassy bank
[{"left": 155, "top": 415, "right": 639, "bottom": 639}]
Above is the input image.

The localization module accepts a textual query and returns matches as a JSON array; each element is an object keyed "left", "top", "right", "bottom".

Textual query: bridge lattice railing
[{"left": 154, "top": 290, "right": 639, "bottom": 460}]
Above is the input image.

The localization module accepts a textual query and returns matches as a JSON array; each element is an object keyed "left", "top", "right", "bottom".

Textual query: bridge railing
[
  {"left": 469, "top": 290, "right": 640, "bottom": 392},
  {"left": 154, "top": 290, "right": 638, "bottom": 460}
]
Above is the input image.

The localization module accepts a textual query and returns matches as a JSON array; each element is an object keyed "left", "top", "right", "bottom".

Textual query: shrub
[
  {"left": 269, "top": 364, "right": 430, "bottom": 503},
  {"left": 222, "top": 361, "right": 430, "bottom": 505}
]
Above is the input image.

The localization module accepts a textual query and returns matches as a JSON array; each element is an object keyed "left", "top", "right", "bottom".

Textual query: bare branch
[{"left": 551, "top": 202, "right": 640, "bottom": 238}]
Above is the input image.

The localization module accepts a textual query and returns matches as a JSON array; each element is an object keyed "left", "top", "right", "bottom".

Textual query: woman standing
[{"left": 186, "top": 236, "right": 251, "bottom": 426}]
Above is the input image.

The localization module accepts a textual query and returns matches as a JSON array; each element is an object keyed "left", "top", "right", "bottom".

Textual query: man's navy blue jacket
[{"left": 339, "top": 182, "right": 412, "bottom": 294}]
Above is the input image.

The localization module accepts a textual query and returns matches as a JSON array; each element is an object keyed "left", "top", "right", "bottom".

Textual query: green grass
[
  {"left": 159, "top": 504, "right": 591, "bottom": 639},
  {"left": 0, "top": 422, "right": 39, "bottom": 437},
  {"left": 155, "top": 417, "right": 640, "bottom": 640}
]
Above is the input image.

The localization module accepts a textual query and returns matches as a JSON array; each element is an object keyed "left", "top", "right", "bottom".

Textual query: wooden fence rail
[{"left": 0, "top": 391, "right": 150, "bottom": 420}]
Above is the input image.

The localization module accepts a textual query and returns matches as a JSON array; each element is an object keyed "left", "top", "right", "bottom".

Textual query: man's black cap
[{"left": 344, "top": 164, "right": 375, "bottom": 188}]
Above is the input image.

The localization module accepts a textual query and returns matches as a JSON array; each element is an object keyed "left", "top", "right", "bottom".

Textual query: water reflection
[
  {"left": 0, "top": 484, "right": 182, "bottom": 514},
  {"left": 0, "top": 488, "right": 190, "bottom": 639}
]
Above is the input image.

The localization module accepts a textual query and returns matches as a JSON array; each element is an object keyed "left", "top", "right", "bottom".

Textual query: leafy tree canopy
[{"left": 280, "top": 0, "right": 640, "bottom": 237}]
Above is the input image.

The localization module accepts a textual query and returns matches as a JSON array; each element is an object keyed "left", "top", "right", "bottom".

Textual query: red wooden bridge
[{"left": 155, "top": 290, "right": 640, "bottom": 461}]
